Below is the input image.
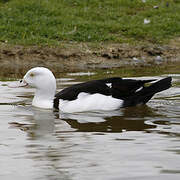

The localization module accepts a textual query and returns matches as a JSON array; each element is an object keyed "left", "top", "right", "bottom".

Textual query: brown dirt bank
[{"left": 0, "top": 42, "right": 180, "bottom": 77}]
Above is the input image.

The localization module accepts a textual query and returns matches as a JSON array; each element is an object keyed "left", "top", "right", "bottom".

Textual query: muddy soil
[{"left": 0, "top": 42, "right": 180, "bottom": 77}]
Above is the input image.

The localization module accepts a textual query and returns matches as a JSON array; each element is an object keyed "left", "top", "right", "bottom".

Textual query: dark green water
[{"left": 0, "top": 70, "right": 180, "bottom": 180}]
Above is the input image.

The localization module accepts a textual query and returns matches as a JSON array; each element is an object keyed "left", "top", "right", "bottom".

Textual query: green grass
[{"left": 0, "top": 0, "right": 180, "bottom": 45}]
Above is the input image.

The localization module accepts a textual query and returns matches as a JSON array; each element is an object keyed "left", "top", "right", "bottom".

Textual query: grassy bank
[{"left": 0, "top": 0, "right": 180, "bottom": 46}]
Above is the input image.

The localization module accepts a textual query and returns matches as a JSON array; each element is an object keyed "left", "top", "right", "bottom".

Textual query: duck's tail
[{"left": 123, "top": 77, "right": 172, "bottom": 107}]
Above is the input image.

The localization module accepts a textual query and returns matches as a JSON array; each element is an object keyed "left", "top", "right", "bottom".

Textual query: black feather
[
  {"left": 123, "top": 77, "right": 172, "bottom": 107},
  {"left": 53, "top": 77, "right": 172, "bottom": 110}
]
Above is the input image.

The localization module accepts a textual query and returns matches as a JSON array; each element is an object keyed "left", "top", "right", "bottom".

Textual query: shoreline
[{"left": 0, "top": 42, "right": 180, "bottom": 78}]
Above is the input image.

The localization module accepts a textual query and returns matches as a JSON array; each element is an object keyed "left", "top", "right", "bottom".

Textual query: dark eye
[
  {"left": 20, "top": 80, "right": 22, "bottom": 83},
  {"left": 30, "top": 73, "right": 34, "bottom": 77}
]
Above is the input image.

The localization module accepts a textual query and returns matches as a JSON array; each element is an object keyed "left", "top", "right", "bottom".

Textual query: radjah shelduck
[{"left": 9, "top": 67, "right": 172, "bottom": 113}]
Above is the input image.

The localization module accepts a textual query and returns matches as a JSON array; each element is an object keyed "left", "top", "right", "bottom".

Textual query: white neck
[
  {"left": 22, "top": 67, "right": 57, "bottom": 109},
  {"left": 32, "top": 87, "right": 56, "bottom": 109}
]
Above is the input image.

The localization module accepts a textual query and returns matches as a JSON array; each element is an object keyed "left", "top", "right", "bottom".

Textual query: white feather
[
  {"left": 106, "top": 83, "right": 112, "bottom": 88},
  {"left": 59, "top": 93, "right": 123, "bottom": 113},
  {"left": 135, "top": 87, "right": 143, "bottom": 93}
]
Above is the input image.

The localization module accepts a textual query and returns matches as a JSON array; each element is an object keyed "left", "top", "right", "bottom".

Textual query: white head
[{"left": 20, "top": 67, "right": 56, "bottom": 109}]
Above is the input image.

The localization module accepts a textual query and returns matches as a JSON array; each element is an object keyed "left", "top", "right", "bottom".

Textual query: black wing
[
  {"left": 53, "top": 77, "right": 156, "bottom": 109},
  {"left": 55, "top": 78, "right": 113, "bottom": 101}
]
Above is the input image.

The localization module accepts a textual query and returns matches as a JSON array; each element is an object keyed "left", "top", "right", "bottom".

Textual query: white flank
[{"left": 59, "top": 93, "right": 123, "bottom": 113}]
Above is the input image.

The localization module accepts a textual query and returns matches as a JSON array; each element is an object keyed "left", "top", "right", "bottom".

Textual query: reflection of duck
[
  {"left": 58, "top": 106, "right": 157, "bottom": 132},
  {"left": 30, "top": 108, "right": 55, "bottom": 138},
  {"left": 10, "top": 67, "right": 172, "bottom": 113},
  {"left": 9, "top": 107, "right": 56, "bottom": 139},
  {"left": 10, "top": 105, "right": 157, "bottom": 134}
]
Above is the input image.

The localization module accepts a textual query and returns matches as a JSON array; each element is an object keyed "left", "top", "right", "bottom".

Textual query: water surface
[{"left": 0, "top": 71, "right": 180, "bottom": 180}]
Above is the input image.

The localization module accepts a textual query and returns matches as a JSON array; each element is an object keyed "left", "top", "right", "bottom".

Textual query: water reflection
[
  {"left": 9, "top": 104, "right": 159, "bottom": 137},
  {"left": 28, "top": 108, "right": 55, "bottom": 139},
  {"left": 9, "top": 107, "right": 56, "bottom": 139},
  {"left": 58, "top": 105, "right": 157, "bottom": 133},
  {"left": 22, "top": 109, "right": 72, "bottom": 180}
]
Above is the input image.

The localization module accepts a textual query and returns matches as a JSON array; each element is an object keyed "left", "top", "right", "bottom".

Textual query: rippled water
[{"left": 0, "top": 71, "right": 180, "bottom": 180}]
